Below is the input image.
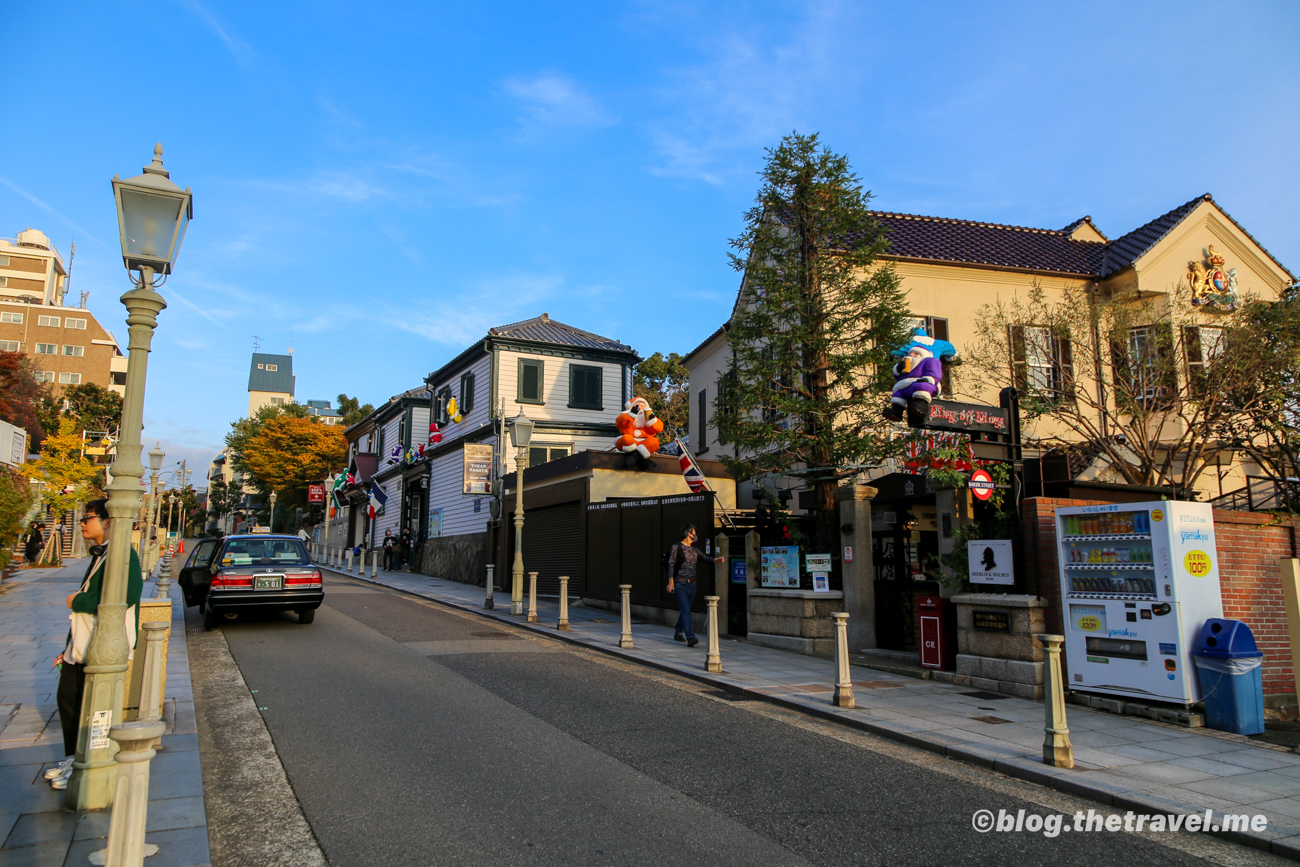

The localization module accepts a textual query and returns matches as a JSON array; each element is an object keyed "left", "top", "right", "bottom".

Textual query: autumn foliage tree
[
  {"left": 0, "top": 350, "right": 47, "bottom": 449},
  {"left": 241, "top": 415, "right": 347, "bottom": 514}
]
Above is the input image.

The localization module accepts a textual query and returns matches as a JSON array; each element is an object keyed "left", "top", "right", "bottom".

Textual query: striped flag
[
  {"left": 368, "top": 484, "right": 389, "bottom": 519},
  {"left": 662, "top": 441, "right": 710, "bottom": 493}
]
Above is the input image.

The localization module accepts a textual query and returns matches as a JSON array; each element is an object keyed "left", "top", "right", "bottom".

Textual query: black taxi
[{"left": 179, "top": 533, "right": 323, "bottom": 628}]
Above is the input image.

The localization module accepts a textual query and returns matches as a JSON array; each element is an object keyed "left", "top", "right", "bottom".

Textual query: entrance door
[{"left": 873, "top": 531, "right": 912, "bottom": 651}]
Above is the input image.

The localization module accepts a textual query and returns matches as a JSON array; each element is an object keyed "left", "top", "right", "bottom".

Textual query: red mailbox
[{"left": 918, "top": 595, "right": 957, "bottom": 671}]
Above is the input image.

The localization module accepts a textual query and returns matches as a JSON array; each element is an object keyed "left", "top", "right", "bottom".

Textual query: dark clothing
[
  {"left": 398, "top": 531, "right": 412, "bottom": 568},
  {"left": 667, "top": 543, "right": 709, "bottom": 582},
  {"left": 23, "top": 529, "right": 42, "bottom": 563},
  {"left": 57, "top": 661, "right": 86, "bottom": 756},
  {"left": 673, "top": 582, "right": 697, "bottom": 641}
]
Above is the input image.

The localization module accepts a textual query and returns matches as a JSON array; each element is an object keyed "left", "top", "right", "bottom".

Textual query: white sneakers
[{"left": 46, "top": 757, "right": 74, "bottom": 788}]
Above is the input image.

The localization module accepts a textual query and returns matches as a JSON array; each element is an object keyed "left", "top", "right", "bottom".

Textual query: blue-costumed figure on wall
[{"left": 884, "top": 327, "right": 960, "bottom": 427}]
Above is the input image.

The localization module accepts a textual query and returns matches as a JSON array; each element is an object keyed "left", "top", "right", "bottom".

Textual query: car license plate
[{"left": 254, "top": 574, "right": 283, "bottom": 591}]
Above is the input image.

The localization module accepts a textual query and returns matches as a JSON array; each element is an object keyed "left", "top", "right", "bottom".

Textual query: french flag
[{"left": 368, "top": 484, "right": 389, "bottom": 519}]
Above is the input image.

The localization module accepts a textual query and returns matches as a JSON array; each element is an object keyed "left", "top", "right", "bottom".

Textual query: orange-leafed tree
[{"left": 242, "top": 416, "right": 347, "bottom": 518}]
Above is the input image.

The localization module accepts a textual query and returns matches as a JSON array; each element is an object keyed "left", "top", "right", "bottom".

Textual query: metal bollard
[
  {"left": 137, "top": 622, "right": 168, "bottom": 742},
  {"left": 705, "top": 596, "right": 722, "bottom": 672},
  {"left": 370, "top": 548, "right": 378, "bottom": 579},
  {"left": 1036, "top": 634, "right": 1074, "bottom": 768},
  {"left": 484, "top": 564, "right": 495, "bottom": 609},
  {"left": 557, "top": 576, "right": 570, "bottom": 631},
  {"left": 619, "top": 585, "right": 633, "bottom": 648},
  {"left": 833, "top": 613, "right": 855, "bottom": 708},
  {"left": 98, "top": 719, "right": 166, "bottom": 867},
  {"left": 527, "top": 572, "right": 538, "bottom": 622}
]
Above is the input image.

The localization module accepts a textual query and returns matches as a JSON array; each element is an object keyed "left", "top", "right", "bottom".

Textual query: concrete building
[
  {"left": 247, "top": 352, "right": 294, "bottom": 415},
  {"left": 303, "top": 399, "right": 342, "bottom": 425},
  {"left": 0, "top": 228, "right": 128, "bottom": 396}
]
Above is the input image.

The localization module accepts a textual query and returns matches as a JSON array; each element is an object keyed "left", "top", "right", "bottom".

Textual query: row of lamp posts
[{"left": 63, "top": 144, "right": 193, "bottom": 865}]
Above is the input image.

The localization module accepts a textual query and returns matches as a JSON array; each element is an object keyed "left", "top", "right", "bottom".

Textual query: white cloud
[
  {"left": 503, "top": 73, "right": 614, "bottom": 129},
  {"left": 177, "top": 0, "right": 255, "bottom": 68},
  {"left": 0, "top": 176, "right": 107, "bottom": 246}
]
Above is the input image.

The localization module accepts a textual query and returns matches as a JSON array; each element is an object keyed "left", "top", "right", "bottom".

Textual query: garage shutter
[{"left": 517, "top": 502, "right": 583, "bottom": 596}]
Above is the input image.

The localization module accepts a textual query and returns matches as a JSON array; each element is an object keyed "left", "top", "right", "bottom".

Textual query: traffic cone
[{"left": 178, "top": 539, "right": 185, "bottom": 554}]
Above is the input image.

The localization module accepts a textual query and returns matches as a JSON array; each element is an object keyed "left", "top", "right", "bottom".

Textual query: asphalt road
[{"left": 201, "top": 574, "right": 1286, "bottom": 867}]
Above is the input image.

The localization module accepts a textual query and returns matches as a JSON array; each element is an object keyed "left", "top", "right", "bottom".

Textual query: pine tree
[{"left": 719, "top": 133, "right": 912, "bottom": 550}]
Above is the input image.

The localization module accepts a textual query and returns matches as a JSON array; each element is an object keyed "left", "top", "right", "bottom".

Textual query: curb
[{"left": 325, "top": 567, "right": 1300, "bottom": 860}]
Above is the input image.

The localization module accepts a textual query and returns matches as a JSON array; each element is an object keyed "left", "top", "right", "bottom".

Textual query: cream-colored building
[
  {"left": 0, "top": 228, "right": 128, "bottom": 396},
  {"left": 686, "top": 193, "right": 1295, "bottom": 509},
  {"left": 247, "top": 352, "right": 295, "bottom": 415}
]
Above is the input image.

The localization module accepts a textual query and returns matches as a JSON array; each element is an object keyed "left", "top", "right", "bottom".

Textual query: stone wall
[
  {"left": 953, "top": 593, "right": 1045, "bottom": 700},
  {"left": 748, "top": 589, "right": 844, "bottom": 654},
  {"left": 419, "top": 531, "right": 489, "bottom": 586}
]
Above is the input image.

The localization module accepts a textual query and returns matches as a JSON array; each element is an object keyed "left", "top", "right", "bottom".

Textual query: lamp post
[
  {"left": 508, "top": 409, "right": 534, "bottom": 616},
  {"left": 269, "top": 490, "right": 278, "bottom": 533},
  {"left": 146, "top": 445, "right": 164, "bottom": 573},
  {"left": 66, "top": 144, "right": 191, "bottom": 811}
]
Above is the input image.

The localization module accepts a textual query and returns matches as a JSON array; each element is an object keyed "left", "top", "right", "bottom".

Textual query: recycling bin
[{"left": 1191, "top": 618, "right": 1265, "bottom": 736}]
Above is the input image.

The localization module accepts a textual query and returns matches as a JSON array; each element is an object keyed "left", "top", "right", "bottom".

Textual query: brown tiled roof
[
  {"left": 489, "top": 313, "right": 636, "bottom": 355},
  {"left": 867, "top": 211, "right": 1105, "bottom": 276}
]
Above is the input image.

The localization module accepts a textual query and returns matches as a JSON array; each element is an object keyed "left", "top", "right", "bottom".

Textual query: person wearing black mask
[{"left": 45, "top": 498, "right": 144, "bottom": 790}]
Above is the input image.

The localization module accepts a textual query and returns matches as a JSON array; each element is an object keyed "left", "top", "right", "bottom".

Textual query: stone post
[
  {"left": 97, "top": 719, "right": 166, "bottom": 867},
  {"left": 705, "top": 596, "right": 722, "bottom": 672},
  {"left": 527, "top": 572, "right": 538, "bottom": 623},
  {"left": 619, "top": 585, "right": 633, "bottom": 648},
  {"left": 1036, "top": 634, "right": 1073, "bottom": 768},
  {"left": 834, "top": 485, "right": 878, "bottom": 652},
  {"left": 833, "top": 612, "right": 855, "bottom": 708},
  {"left": 137, "top": 622, "right": 168, "bottom": 744},
  {"left": 484, "top": 564, "right": 495, "bottom": 610},
  {"left": 345, "top": 549, "right": 353, "bottom": 575},
  {"left": 557, "top": 576, "right": 570, "bottom": 631},
  {"left": 370, "top": 548, "right": 377, "bottom": 579},
  {"left": 154, "top": 557, "right": 172, "bottom": 600},
  {"left": 744, "top": 530, "right": 760, "bottom": 636}
]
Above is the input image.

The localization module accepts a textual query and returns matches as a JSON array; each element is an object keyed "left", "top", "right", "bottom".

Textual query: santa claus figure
[
  {"left": 884, "top": 345, "right": 943, "bottom": 425},
  {"left": 614, "top": 397, "right": 664, "bottom": 459}
]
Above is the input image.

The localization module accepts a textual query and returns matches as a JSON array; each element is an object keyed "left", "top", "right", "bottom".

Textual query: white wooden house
[{"left": 342, "top": 313, "right": 640, "bottom": 583}]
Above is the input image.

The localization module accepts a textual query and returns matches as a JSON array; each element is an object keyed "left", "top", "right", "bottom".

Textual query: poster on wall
[
  {"left": 760, "top": 546, "right": 800, "bottom": 588},
  {"left": 462, "top": 444, "right": 493, "bottom": 494},
  {"left": 429, "top": 508, "right": 443, "bottom": 538},
  {"left": 967, "top": 539, "right": 1014, "bottom": 585}
]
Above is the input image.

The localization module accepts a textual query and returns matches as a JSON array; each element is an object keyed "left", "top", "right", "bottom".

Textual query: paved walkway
[
  {"left": 0, "top": 557, "right": 209, "bottom": 867},
  {"left": 330, "top": 559, "right": 1300, "bottom": 860}
]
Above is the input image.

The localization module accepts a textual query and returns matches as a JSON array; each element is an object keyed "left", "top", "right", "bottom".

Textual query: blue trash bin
[{"left": 1191, "top": 619, "right": 1265, "bottom": 736}]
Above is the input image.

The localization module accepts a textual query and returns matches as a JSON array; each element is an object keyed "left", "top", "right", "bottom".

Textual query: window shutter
[
  {"left": 1110, "top": 334, "right": 1134, "bottom": 412},
  {"left": 519, "top": 360, "right": 542, "bottom": 402},
  {"left": 697, "top": 388, "right": 708, "bottom": 453},
  {"left": 460, "top": 373, "right": 475, "bottom": 413},
  {"left": 929, "top": 317, "right": 953, "bottom": 395},
  {"left": 1054, "top": 332, "right": 1075, "bottom": 403},
  {"left": 1008, "top": 325, "right": 1027, "bottom": 391},
  {"left": 1183, "top": 326, "right": 1204, "bottom": 398}
]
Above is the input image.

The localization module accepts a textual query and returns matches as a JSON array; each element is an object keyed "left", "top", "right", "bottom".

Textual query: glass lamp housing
[
  {"left": 112, "top": 144, "right": 193, "bottom": 275},
  {"left": 510, "top": 410, "right": 534, "bottom": 449}
]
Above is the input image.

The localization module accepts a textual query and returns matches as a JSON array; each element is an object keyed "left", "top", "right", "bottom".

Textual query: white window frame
[
  {"left": 0, "top": 340, "right": 18, "bottom": 352},
  {"left": 38, "top": 315, "right": 60, "bottom": 327},
  {"left": 0, "top": 311, "right": 22, "bottom": 324},
  {"left": 58, "top": 372, "right": 82, "bottom": 385},
  {"left": 34, "top": 342, "right": 57, "bottom": 355},
  {"left": 62, "top": 345, "right": 84, "bottom": 357},
  {"left": 34, "top": 370, "right": 55, "bottom": 383},
  {"left": 64, "top": 318, "right": 87, "bottom": 330}
]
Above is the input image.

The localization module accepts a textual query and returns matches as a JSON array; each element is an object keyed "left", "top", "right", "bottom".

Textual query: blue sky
[{"left": 2, "top": 1, "right": 1297, "bottom": 484}]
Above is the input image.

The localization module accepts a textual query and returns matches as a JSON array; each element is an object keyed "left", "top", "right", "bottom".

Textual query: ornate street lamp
[
  {"left": 65, "top": 144, "right": 190, "bottom": 811},
  {"left": 146, "top": 445, "right": 164, "bottom": 572},
  {"left": 269, "top": 490, "right": 278, "bottom": 533},
  {"left": 509, "top": 409, "right": 534, "bottom": 615}
]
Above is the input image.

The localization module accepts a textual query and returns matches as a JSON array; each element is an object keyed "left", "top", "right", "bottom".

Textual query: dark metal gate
[
  {"left": 584, "top": 493, "right": 714, "bottom": 612},
  {"left": 511, "top": 502, "right": 583, "bottom": 596}
]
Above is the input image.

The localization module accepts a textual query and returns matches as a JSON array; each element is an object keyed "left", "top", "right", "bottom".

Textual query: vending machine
[{"left": 1056, "top": 501, "right": 1222, "bottom": 705}]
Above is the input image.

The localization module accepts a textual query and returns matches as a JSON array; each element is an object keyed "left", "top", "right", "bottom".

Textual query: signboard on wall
[
  {"left": 429, "top": 508, "right": 443, "bottom": 538},
  {"left": 307, "top": 484, "right": 325, "bottom": 504},
  {"left": 760, "top": 546, "right": 800, "bottom": 588},
  {"left": 462, "top": 444, "right": 493, "bottom": 495},
  {"left": 926, "top": 400, "right": 1009, "bottom": 434},
  {"left": 967, "top": 539, "right": 1014, "bottom": 585}
]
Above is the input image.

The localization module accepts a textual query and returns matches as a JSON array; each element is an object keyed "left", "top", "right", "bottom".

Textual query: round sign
[
  {"left": 1184, "top": 550, "right": 1212, "bottom": 577},
  {"left": 969, "top": 469, "right": 995, "bottom": 501},
  {"left": 1151, "top": 509, "right": 1164, "bottom": 523}
]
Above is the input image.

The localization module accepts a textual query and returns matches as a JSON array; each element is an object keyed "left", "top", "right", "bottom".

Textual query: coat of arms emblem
[{"left": 1187, "top": 245, "right": 1238, "bottom": 311}]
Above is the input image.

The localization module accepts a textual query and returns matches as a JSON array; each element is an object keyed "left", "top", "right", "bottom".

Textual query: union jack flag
[{"left": 673, "top": 444, "right": 711, "bottom": 493}]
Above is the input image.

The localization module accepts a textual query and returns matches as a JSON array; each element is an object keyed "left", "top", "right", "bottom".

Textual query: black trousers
[
  {"left": 383, "top": 549, "right": 394, "bottom": 570},
  {"left": 57, "top": 660, "right": 87, "bottom": 757}
]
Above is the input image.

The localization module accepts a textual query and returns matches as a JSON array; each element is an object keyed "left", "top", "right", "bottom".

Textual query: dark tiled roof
[
  {"left": 1060, "top": 215, "right": 1109, "bottom": 241},
  {"left": 1099, "top": 194, "right": 1207, "bottom": 277},
  {"left": 865, "top": 211, "right": 1106, "bottom": 276},
  {"left": 489, "top": 314, "right": 635, "bottom": 355}
]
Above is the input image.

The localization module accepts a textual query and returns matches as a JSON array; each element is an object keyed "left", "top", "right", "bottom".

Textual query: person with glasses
[
  {"left": 665, "top": 523, "right": 724, "bottom": 648},
  {"left": 45, "top": 498, "right": 144, "bottom": 790}
]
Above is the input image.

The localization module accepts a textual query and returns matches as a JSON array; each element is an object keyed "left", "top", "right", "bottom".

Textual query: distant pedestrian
[
  {"left": 382, "top": 530, "right": 396, "bottom": 571},
  {"left": 398, "top": 528, "right": 412, "bottom": 570},
  {"left": 297, "top": 527, "right": 310, "bottom": 544},
  {"left": 23, "top": 522, "right": 43, "bottom": 565},
  {"left": 665, "top": 523, "right": 723, "bottom": 648},
  {"left": 47, "top": 498, "right": 143, "bottom": 790}
]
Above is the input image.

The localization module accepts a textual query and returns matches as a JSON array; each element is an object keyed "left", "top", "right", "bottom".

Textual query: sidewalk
[
  {"left": 0, "top": 558, "right": 209, "bottom": 866},
  {"left": 335, "top": 562, "right": 1300, "bottom": 860}
]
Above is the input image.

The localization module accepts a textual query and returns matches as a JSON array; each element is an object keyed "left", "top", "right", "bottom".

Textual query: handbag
[{"left": 67, "top": 611, "right": 96, "bottom": 664}]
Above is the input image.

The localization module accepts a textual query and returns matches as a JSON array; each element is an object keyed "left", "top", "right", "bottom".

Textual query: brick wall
[{"left": 1021, "top": 497, "right": 1300, "bottom": 719}]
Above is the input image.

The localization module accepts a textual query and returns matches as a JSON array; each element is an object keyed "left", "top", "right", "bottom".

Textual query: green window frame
[
  {"left": 568, "top": 364, "right": 603, "bottom": 410},
  {"left": 460, "top": 372, "right": 475, "bottom": 414},
  {"left": 517, "top": 358, "right": 544, "bottom": 405}
]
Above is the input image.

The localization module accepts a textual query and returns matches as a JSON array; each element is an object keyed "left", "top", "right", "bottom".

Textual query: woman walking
[
  {"left": 23, "top": 522, "right": 43, "bottom": 566},
  {"left": 665, "top": 523, "right": 723, "bottom": 648}
]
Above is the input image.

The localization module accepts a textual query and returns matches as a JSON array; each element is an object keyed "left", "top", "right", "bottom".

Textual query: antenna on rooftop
[
  {"left": 288, "top": 334, "right": 293, "bottom": 355},
  {"left": 64, "top": 240, "right": 76, "bottom": 308},
  {"left": 253, "top": 335, "right": 262, "bottom": 352}
]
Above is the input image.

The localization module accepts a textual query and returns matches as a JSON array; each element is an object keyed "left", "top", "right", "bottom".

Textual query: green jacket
[{"left": 70, "top": 545, "right": 145, "bottom": 647}]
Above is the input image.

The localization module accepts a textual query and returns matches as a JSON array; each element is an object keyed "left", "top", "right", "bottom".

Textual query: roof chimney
[{"left": 541, "top": 312, "right": 549, "bottom": 322}]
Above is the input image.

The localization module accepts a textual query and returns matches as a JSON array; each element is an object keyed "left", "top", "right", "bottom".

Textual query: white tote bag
[{"left": 67, "top": 611, "right": 96, "bottom": 664}]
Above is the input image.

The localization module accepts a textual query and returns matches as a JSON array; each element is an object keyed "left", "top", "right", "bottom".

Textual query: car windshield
[{"left": 220, "top": 538, "right": 311, "bottom": 567}]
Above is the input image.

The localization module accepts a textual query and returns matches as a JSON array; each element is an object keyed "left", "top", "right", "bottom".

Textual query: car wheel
[
  {"left": 298, "top": 608, "right": 315, "bottom": 624},
  {"left": 203, "top": 608, "right": 220, "bottom": 629}
]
